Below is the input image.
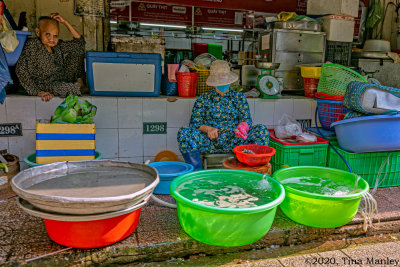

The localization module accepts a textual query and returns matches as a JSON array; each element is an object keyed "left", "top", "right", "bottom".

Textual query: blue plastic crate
[{"left": 5, "top": 31, "right": 31, "bottom": 66}]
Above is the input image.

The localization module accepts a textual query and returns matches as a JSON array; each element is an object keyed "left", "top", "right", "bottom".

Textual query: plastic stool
[
  {"left": 201, "top": 153, "right": 234, "bottom": 169},
  {"left": 223, "top": 157, "right": 272, "bottom": 175}
]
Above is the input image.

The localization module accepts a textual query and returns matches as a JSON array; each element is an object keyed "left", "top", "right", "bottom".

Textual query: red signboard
[
  {"left": 110, "top": 1, "right": 192, "bottom": 25},
  {"left": 194, "top": 7, "right": 245, "bottom": 28},
  {"left": 133, "top": 0, "right": 297, "bottom": 13}
]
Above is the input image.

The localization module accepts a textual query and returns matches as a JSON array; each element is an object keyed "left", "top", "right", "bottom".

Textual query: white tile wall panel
[
  {"left": 119, "top": 129, "right": 143, "bottom": 157},
  {"left": 118, "top": 157, "right": 144, "bottom": 164},
  {"left": 143, "top": 98, "right": 167, "bottom": 122},
  {"left": 91, "top": 97, "right": 118, "bottom": 129},
  {"left": 8, "top": 129, "right": 35, "bottom": 160},
  {"left": 6, "top": 97, "right": 36, "bottom": 130},
  {"left": 0, "top": 137, "right": 8, "bottom": 151},
  {"left": 95, "top": 129, "right": 119, "bottom": 159},
  {"left": 293, "top": 99, "right": 312, "bottom": 120},
  {"left": 118, "top": 98, "right": 143, "bottom": 129},
  {"left": 166, "top": 100, "right": 190, "bottom": 128},
  {"left": 143, "top": 134, "right": 167, "bottom": 157},
  {"left": 166, "top": 127, "right": 180, "bottom": 155},
  {"left": 2, "top": 96, "right": 317, "bottom": 163},
  {"left": 254, "top": 100, "right": 275, "bottom": 126}
]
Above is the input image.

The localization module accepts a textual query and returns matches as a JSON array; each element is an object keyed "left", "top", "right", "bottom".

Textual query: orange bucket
[
  {"left": 233, "top": 145, "right": 276, "bottom": 166},
  {"left": 44, "top": 209, "right": 141, "bottom": 249}
]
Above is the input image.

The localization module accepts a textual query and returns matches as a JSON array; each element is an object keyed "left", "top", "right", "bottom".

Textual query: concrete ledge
[{"left": 1, "top": 187, "right": 400, "bottom": 266}]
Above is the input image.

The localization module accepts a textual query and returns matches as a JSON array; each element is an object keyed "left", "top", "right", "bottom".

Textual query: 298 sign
[{"left": 0, "top": 123, "right": 23, "bottom": 137}]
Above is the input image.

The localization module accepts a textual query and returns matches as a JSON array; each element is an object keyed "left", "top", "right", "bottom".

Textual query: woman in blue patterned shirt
[{"left": 177, "top": 60, "right": 269, "bottom": 170}]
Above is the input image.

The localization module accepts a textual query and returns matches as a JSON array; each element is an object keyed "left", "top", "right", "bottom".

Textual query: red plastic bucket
[
  {"left": 304, "top": 78, "right": 319, "bottom": 98},
  {"left": 177, "top": 72, "right": 198, "bottom": 97},
  {"left": 44, "top": 209, "right": 141, "bottom": 249}
]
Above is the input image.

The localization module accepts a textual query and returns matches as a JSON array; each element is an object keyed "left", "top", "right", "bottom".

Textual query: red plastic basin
[
  {"left": 233, "top": 145, "right": 275, "bottom": 166},
  {"left": 44, "top": 209, "right": 141, "bottom": 249}
]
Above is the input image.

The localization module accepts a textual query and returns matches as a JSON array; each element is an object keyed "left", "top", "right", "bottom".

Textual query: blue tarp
[{"left": 0, "top": 47, "right": 12, "bottom": 104}]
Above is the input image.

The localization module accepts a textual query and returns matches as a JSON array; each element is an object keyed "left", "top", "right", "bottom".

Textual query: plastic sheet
[{"left": 0, "top": 46, "right": 11, "bottom": 104}]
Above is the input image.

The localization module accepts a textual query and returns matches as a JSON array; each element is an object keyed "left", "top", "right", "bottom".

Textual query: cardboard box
[
  {"left": 320, "top": 15, "right": 355, "bottom": 42},
  {"left": 36, "top": 123, "right": 96, "bottom": 164},
  {"left": 307, "top": 0, "right": 359, "bottom": 17},
  {"left": 112, "top": 36, "right": 165, "bottom": 72}
]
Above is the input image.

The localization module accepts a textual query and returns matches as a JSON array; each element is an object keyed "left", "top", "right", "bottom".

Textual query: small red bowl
[
  {"left": 233, "top": 145, "right": 275, "bottom": 166},
  {"left": 44, "top": 209, "right": 141, "bottom": 249}
]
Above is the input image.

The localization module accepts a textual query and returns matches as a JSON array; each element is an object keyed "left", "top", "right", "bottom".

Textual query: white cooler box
[
  {"left": 86, "top": 51, "right": 162, "bottom": 97},
  {"left": 307, "top": 0, "right": 359, "bottom": 17},
  {"left": 320, "top": 15, "right": 355, "bottom": 42}
]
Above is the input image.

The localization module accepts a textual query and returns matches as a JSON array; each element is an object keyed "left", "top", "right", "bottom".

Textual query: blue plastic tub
[
  {"left": 331, "top": 114, "right": 400, "bottom": 153},
  {"left": 5, "top": 31, "right": 31, "bottom": 66},
  {"left": 149, "top": 161, "right": 194, "bottom": 195},
  {"left": 86, "top": 51, "right": 162, "bottom": 97}
]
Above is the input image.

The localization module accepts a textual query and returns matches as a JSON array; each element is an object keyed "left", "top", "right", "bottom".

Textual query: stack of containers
[
  {"left": 315, "top": 63, "right": 367, "bottom": 130},
  {"left": 300, "top": 65, "right": 321, "bottom": 98},
  {"left": 307, "top": 0, "right": 358, "bottom": 66},
  {"left": 327, "top": 141, "right": 400, "bottom": 189}
]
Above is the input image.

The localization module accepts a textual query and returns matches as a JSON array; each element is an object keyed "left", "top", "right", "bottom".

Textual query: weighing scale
[{"left": 254, "top": 61, "right": 281, "bottom": 99}]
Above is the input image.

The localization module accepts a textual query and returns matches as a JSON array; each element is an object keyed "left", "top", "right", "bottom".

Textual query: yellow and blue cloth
[{"left": 36, "top": 123, "right": 95, "bottom": 164}]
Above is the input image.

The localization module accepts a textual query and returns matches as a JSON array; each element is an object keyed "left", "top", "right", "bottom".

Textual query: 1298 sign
[
  {"left": 143, "top": 122, "right": 167, "bottom": 134},
  {"left": 0, "top": 123, "right": 23, "bottom": 137}
]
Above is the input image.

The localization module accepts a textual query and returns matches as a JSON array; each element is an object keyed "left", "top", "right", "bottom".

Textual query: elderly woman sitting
[{"left": 177, "top": 60, "right": 269, "bottom": 170}]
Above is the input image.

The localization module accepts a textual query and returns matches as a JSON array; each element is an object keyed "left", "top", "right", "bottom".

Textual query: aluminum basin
[{"left": 11, "top": 160, "right": 159, "bottom": 215}]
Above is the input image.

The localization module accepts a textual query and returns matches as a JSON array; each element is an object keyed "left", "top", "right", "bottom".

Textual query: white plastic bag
[
  {"left": 178, "top": 65, "right": 190, "bottom": 73},
  {"left": 296, "top": 132, "right": 317, "bottom": 143},
  {"left": 275, "top": 114, "right": 302, "bottom": 139},
  {"left": 0, "top": 21, "right": 19, "bottom": 53}
]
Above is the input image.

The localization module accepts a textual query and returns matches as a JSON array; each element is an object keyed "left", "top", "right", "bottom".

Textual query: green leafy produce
[
  {"left": 0, "top": 163, "right": 8, "bottom": 173},
  {"left": 51, "top": 94, "right": 97, "bottom": 124}
]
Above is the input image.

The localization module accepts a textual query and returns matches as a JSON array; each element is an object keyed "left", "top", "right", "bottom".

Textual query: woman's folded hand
[
  {"left": 199, "top": 125, "right": 219, "bottom": 141},
  {"left": 206, "top": 126, "right": 219, "bottom": 141}
]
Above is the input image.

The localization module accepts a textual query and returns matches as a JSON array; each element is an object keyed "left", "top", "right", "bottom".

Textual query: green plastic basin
[
  {"left": 24, "top": 151, "right": 103, "bottom": 168},
  {"left": 169, "top": 169, "right": 285, "bottom": 247},
  {"left": 272, "top": 166, "right": 369, "bottom": 228}
]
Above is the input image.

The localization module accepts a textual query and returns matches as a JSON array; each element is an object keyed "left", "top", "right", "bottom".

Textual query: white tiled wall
[{"left": 0, "top": 95, "right": 316, "bottom": 170}]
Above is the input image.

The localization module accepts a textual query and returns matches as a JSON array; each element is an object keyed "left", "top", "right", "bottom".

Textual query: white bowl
[{"left": 363, "top": 39, "right": 391, "bottom": 52}]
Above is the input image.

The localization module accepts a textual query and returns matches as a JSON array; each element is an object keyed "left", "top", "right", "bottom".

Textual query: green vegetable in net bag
[{"left": 51, "top": 94, "right": 97, "bottom": 124}]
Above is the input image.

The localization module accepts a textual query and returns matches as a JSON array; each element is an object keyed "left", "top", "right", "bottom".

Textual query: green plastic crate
[
  {"left": 270, "top": 139, "right": 329, "bottom": 172},
  {"left": 328, "top": 146, "right": 400, "bottom": 188}
]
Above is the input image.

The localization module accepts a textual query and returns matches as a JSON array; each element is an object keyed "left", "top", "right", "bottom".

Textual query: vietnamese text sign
[
  {"left": 194, "top": 7, "right": 245, "bottom": 28},
  {"left": 134, "top": 0, "right": 297, "bottom": 13},
  {"left": 111, "top": 1, "right": 192, "bottom": 25}
]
